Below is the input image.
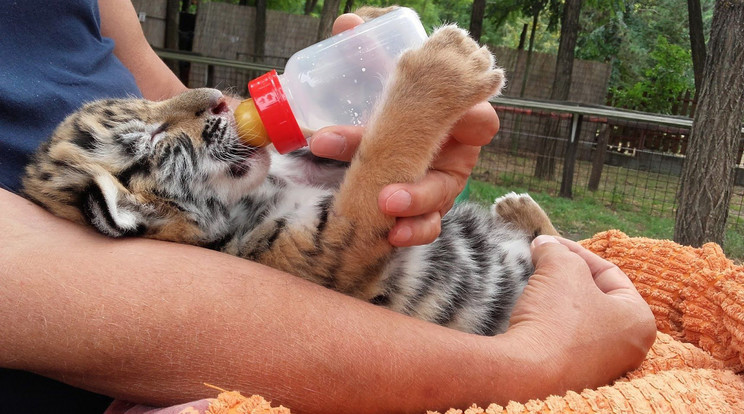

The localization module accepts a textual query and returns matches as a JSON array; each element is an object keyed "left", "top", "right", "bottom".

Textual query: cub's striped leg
[{"left": 322, "top": 26, "right": 505, "bottom": 297}]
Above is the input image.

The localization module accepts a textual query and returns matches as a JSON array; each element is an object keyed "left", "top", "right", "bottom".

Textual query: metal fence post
[
  {"left": 588, "top": 122, "right": 610, "bottom": 191},
  {"left": 559, "top": 113, "right": 582, "bottom": 198}
]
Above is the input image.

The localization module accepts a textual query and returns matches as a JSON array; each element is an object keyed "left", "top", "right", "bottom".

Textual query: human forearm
[
  {"left": 98, "top": 0, "right": 187, "bottom": 101},
  {"left": 0, "top": 189, "right": 556, "bottom": 412}
]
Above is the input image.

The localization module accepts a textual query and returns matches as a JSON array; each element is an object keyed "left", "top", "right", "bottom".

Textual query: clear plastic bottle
[{"left": 234, "top": 7, "right": 427, "bottom": 153}]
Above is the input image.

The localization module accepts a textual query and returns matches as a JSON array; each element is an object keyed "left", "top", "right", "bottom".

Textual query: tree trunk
[
  {"left": 470, "top": 0, "right": 486, "bottom": 43},
  {"left": 674, "top": 0, "right": 744, "bottom": 248},
  {"left": 343, "top": 0, "right": 354, "bottom": 14},
  {"left": 519, "top": 11, "right": 539, "bottom": 97},
  {"left": 687, "top": 0, "right": 707, "bottom": 99},
  {"left": 254, "top": 0, "right": 267, "bottom": 61},
  {"left": 534, "top": 0, "right": 582, "bottom": 182},
  {"left": 305, "top": 0, "right": 319, "bottom": 15},
  {"left": 517, "top": 23, "right": 528, "bottom": 50},
  {"left": 588, "top": 123, "right": 610, "bottom": 191},
  {"left": 317, "top": 0, "right": 343, "bottom": 41},
  {"left": 550, "top": 0, "right": 581, "bottom": 101}
]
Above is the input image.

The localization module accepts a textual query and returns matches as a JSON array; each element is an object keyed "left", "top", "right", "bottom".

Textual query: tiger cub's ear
[{"left": 82, "top": 172, "right": 149, "bottom": 238}]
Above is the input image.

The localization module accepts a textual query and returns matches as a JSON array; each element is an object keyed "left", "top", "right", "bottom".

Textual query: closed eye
[{"left": 151, "top": 123, "right": 169, "bottom": 139}]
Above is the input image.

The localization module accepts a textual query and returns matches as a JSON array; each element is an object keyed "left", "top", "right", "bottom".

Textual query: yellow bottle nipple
[{"left": 234, "top": 98, "right": 271, "bottom": 148}]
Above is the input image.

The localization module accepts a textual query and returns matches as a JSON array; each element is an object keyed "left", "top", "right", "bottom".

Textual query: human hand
[
  {"left": 310, "top": 13, "right": 500, "bottom": 247},
  {"left": 506, "top": 235, "right": 656, "bottom": 396}
]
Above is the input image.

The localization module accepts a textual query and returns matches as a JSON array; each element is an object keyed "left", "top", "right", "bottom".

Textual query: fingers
[
  {"left": 332, "top": 13, "right": 364, "bottom": 35},
  {"left": 377, "top": 142, "right": 473, "bottom": 247},
  {"left": 449, "top": 101, "right": 500, "bottom": 147},
  {"left": 388, "top": 211, "right": 442, "bottom": 247},
  {"left": 430, "top": 138, "right": 481, "bottom": 181},
  {"left": 378, "top": 176, "right": 452, "bottom": 247},
  {"left": 555, "top": 237, "right": 638, "bottom": 295},
  {"left": 534, "top": 236, "right": 643, "bottom": 301},
  {"left": 378, "top": 171, "right": 461, "bottom": 218}
]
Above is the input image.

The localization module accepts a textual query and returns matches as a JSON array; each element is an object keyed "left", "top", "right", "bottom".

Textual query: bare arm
[
  {"left": 0, "top": 188, "right": 531, "bottom": 411},
  {"left": 99, "top": 0, "right": 187, "bottom": 101},
  {"left": 0, "top": 188, "right": 654, "bottom": 412}
]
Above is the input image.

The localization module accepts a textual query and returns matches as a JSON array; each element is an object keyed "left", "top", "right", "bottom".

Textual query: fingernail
[
  {"left": 310, "top": 132, "right": 346, "bottom": 157},
  {"left": 385, "top": 190, "right": 412, "bottom": 213},
  {"left": 531, "top": 235, "right": 559, "bottom": 248},
  {"left": 391, "top": 225, "right": 413, "bottom": 244}
]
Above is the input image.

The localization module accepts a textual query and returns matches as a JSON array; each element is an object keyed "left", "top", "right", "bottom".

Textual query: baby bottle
[{"left": 234, "top": 7, "right": 427, "bottom": 154}]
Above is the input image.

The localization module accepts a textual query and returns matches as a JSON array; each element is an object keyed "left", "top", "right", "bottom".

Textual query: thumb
[
  {"left": 530, "top": 235, "right": 572, "bottom": 268},
  {"left": 529, "top": 235, "right": 596, "bottom": 288},
  {"left": 332, "top": 13, "right": 364, "bottom": 35},
  {"left": 309, "top": 125, "right": 364, "bottom": 161}
]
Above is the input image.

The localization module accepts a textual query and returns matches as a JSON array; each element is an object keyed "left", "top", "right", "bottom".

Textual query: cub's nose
[
  {"left": 211, "top": 99, "right": 229, "bottom": 115},
  {"left": 164, "top": 88, "right": 225, "bottom": 115}
]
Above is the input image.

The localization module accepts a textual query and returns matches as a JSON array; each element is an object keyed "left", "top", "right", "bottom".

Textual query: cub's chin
[{"left": 207, "top": 146, "right": 272, "bottom": 204}]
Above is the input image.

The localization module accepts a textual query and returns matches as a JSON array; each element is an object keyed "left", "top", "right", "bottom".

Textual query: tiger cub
[{"left": 22, "top": 24, "right": 559, "bottom": 336}]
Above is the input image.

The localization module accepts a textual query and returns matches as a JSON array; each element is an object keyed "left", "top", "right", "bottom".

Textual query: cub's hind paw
[{"left": 492, "top": 192, "right": 560, "bottom": 238}]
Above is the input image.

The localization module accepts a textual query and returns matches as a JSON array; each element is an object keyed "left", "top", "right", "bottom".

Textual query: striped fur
[{"left": 22, "top": 25, "right": 558, "bottom": 335}]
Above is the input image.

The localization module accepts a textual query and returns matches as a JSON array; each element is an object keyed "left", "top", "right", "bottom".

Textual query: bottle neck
[{"left": 247, "top": 70, "right": 306, "bottom": 154}]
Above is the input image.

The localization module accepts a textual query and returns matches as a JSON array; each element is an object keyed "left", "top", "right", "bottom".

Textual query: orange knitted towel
[{"left": 206, "top": 230, "right": 744, "bottom": 413}]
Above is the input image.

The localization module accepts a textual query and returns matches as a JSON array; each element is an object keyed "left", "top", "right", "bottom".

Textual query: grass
[
  {"left": 474, "top": 150, "right": 744, "bottom": 224},
  {"left": 468, "top": 179, "right": 744, "bottom": 263}
]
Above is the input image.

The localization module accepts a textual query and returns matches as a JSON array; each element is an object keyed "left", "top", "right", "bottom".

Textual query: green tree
[
  {"left": 610, "top": 36, "right": 694, "bottom": 114},
  {"left": 305, "top": 0, "right": 320, "bottom": 15},
  {"left": 579, "top": 0, "right": 715, "bottom": 112},
  {"left": 535, "top": 0, "right": 583, "bottom": 183},
  {"left": 517, "top": 0, "right": 562, "bottom": 97}
]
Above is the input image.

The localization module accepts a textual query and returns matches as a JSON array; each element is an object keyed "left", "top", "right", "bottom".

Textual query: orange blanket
[{"left": 122, "top": 230, "right": 744, "bottom": 413}]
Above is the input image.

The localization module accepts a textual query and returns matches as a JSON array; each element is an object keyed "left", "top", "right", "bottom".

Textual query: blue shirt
[{"left": 0, "top": 0, "right": 142, "bottom": 193}]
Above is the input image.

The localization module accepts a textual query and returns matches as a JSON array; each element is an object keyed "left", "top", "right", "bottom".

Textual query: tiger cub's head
[{"left": 22, "top": 88, "right": 270, "bottom": 244}]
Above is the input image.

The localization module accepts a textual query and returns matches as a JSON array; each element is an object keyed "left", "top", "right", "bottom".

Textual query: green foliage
[
  {"left": 577, "top": 0, "right": 715, "bottom": 113},
  {"left": 480, "top": 0, "right": 562, "bottom": 53},
  {"left": 197, "top": 0, "right": 715, "bottom": 116},
  {"left": 610, "top": 35, "right": 694, "bottom": 113}
]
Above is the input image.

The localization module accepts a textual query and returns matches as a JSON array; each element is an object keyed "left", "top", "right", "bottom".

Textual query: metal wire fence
[
  {"left": 477, "top": 98, "right": 744, "bottom": 230},
  {"left": 155, "top": 50, "right": 744, "bottom": 231}
]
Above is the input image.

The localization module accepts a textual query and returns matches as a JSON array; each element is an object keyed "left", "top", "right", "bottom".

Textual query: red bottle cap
[{"left": 247, "top": 70, "right": 306, "bottom": 154}]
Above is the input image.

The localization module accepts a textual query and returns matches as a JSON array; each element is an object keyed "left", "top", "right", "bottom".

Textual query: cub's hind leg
[{"left": 492, "top": 192, "right": 560, "bottom": 238}]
